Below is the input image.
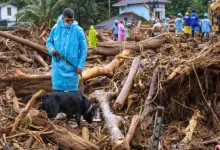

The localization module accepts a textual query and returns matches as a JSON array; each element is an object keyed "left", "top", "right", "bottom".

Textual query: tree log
[
  {"left": 46, "top": 125, "right": 99, "bottom": 150},
  {"left": 18, "top": 54, "right": 32, "bottom": 63},
  {"left": 181, "top": 111, "right": 201, "bottom": 143},
  {"left": 33, "top": 51, "right": 49, "bottom": 68},
  {"left": 82, "top": 127, "right": 90, "bottom": 141},
  {"left": 0, "top": 70, "right": 52, "bottom": 97},
  {"left": 91, "top": 39, "right": 165, "bottom": 56},
  {"left": 0, "top": 31, "right": 48, "bottom": 54},
  {"left": 24, "top": 109, "right": 99, "bottom": 150},
  {"left": 125, "top": 115, "right": 140, "bottom": 144},
  {"left": 91, "top": 90, "right": 130, "bottom": 150},
  {"left": 114, "top": 57, "right": 141, "bottom": 110},
  {"left": 79, "top": 49, "right": 130, "bottom": 84},
  {"left": 141, "top": 67, "right": 159, "bottom": 122}
]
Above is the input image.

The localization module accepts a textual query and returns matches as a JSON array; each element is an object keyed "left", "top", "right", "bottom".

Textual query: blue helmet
[
  {"left": 114, "top": 20, "right": 119, "bottom": 23},
  {"left": 178, "top": 13, "right": 182, "bottom": 17},
  {"left": 204, "top": 13, "right": 208, "bottom": 18},
  {"left": 165, "top": 18, "right": 170, "bottom": 21}
]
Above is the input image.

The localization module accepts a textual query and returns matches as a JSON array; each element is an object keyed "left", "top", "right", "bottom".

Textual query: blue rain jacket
[
  {"left": 46, "top": 15, "right": 87, "bottom": 91},
  {"left": 113, "top": 25, "right": 118, "bottom": 35},
  {"left": 164, "top": 22, "right": 170, "bottom": 32},
  {"left": 190, "top": 13, "right": 199, "bottom": 27},
  {"left": 183, "top": 15, "right": 191, "bottom": 26},
  {"left": 201, "top": 19, "right": 211, "bottom": 33},
  {"left": 174, "top": 18, "right": 183, "bottom": 31}
]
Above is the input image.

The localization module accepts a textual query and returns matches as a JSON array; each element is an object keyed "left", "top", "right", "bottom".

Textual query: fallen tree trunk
[
  {"left": 141, "top": 67, "right": 159, "bottom": 123},
  {"left": 0, "top": 31, "right": 48, "bottom": 54},
  {"left": 90, "top": 39, "right": 165, "bottom": 56},
  {"left": 0, "top": 70, "right": 52, "bottom": 97},
  {"left": 79, "top": 49, "right": 130, "bottom": 84},
  {"left": 33, "top": 51, "right": 49, "bottom": 68},
  {"left": 18, "top": 54, "right": 33, "bottom": 64},
  {"left": 114, "top": 57, "right": 141, "bottom": 110},
  {"left": 91, "top": 90, "right": 130, "bottom": 150}
]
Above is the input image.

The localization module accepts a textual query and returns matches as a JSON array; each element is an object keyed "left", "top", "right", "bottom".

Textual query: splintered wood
[{"left": 91, "top": 90, "right": 130, "bottom": 150}]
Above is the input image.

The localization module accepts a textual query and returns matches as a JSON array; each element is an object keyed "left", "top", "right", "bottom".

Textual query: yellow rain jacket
[{"left": 89, "top": 26, "right": 98, "bottom": 47}]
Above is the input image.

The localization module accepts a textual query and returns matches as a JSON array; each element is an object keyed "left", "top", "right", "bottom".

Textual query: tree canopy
[
  {"left": 0, "top": 0, "right": 211, "bottom": 28},
  {"left": 166, "top": 0, "right": 209, "bottom": 18}
]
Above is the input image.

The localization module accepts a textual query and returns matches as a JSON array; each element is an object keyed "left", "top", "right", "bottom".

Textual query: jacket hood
[
  {"left": 57, "top": 15, "right": 78, "bottom": 27},
  {"left": 90, "top": 25, "right": 95, "bottom": 30}
]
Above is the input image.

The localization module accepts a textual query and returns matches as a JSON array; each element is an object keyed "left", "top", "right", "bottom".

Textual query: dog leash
[{"left": 55, "top": 53, "right": 83, "bottom": 79}]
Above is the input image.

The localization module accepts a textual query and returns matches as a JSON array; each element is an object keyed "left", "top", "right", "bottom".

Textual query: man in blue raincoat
[
  {"left": 190, "top": 10, "right": 199, "bottom": 37},
  {"left": 46, "top": 8, "right": 87, "bottom": 92},
  {"left": 175, "top": 13, "right": 183, "bottom": 35}
]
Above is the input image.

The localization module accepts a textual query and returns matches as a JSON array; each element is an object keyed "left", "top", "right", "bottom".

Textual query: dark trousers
[
  {"left": 201, "top": 32, "right": 209, "bottom": 39},
  {"left": 114, "top": 34, "right": 118, "bottom": 41}
]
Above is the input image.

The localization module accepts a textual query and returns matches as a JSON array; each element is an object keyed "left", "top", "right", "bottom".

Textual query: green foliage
[
  {"left": 11, "top": 0, "right": 120, "bottom": 29},
  {"left": 15, "top": 0, "right": 65, "bottom": 27},
  {"left": 166, "top": 0, "right": 209, "bottom": 18}
]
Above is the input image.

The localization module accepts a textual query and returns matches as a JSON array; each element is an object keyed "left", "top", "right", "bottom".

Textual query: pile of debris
[{"left": 0, "top": 24, "right": 219, "bottom": 150}]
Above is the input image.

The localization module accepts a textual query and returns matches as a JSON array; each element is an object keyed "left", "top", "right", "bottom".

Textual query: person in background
[
  {"left": 201, "top": 13, "right": 211, "bottom": 41},
  {"left": 112, "top": 20, "right": 119, "bottom": 41},
  {"left": 164, "top": 17, "right": 170, "bottom": 32},
  {"left": 118, "top": 20, "right": 126, "bottom": 41},
  {"left": 153, "top": 20, "right": 162, "bottom": 36},
  {"left": 183, "top": 12, "right": 191, "bottom": 39},
  {"left": 190, "top": 10, "right": 199, "bottom": 37},
  {"left": 89, "top": 25, "right": 98, "bottom": 47},
  {"left": 46, "top": 8, "right": 87, "bottom": 92},
  {"left": 174, "top": 13, "right": 183, "bottom": 35},
  {"left": 124, "top": 17, "right": 131, "bottom": 38}
]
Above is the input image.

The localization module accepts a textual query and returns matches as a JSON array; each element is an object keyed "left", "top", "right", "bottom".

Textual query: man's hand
[
  {"left": 52, "top": 50, "right": 59, "bottom": 56},
  {"left": 76, "top": 68, "right": 82, "bottom": 75}
]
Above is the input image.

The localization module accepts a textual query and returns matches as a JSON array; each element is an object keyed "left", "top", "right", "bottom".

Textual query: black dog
[{"left": 23, "top": 92, "right": 95, "bottom": 127}]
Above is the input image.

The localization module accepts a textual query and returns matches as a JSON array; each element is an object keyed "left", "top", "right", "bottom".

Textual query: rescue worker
[
  {"left": 118, "top": 20, "right": 126, "bottom": 41},
  {"left": 124, "top": 18, "right": 130, "bottom": 38},
  {"left": 190, "top": 10, "right": 199, "bottom": 37},
  {"left": 174, "top": 13, "right": 183, "bottom": 35},
  {"left": 112, "top": 20, "right": 119, "bottom": 41},
  {"left": 183, "top": 12, "right": 191, "bottom": 39},
  {"left": 89, "top": 25, "right": 98, "bottom": 47},
  {"left": 201, "top": 13, "right": 211, "bottom": 41},
  {"left": 164, "top": 18, "right": 170, "bottom": 32},
  {"left": 46, "top": 8, "right": 87, "bottom": 92},
  {"left": 153, "top": 20, "right": 162, "bottom": 36}
]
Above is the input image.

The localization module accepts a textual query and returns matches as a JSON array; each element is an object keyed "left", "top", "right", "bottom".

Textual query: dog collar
[{"left": 85, "top": 104, "right": 92, "bottom": 115}]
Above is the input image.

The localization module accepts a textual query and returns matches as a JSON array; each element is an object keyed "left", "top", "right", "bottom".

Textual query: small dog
[{"left": 23, "top": 92, "right": 95, "bottom": 127}]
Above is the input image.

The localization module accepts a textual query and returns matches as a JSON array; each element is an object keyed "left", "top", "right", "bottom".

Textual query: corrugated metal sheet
[
  {"left": 113, "top": 0, "right": 169, "bottom": 7},
  {"left": 95, "top": 12, "right": 145, "bottom": 29}
]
